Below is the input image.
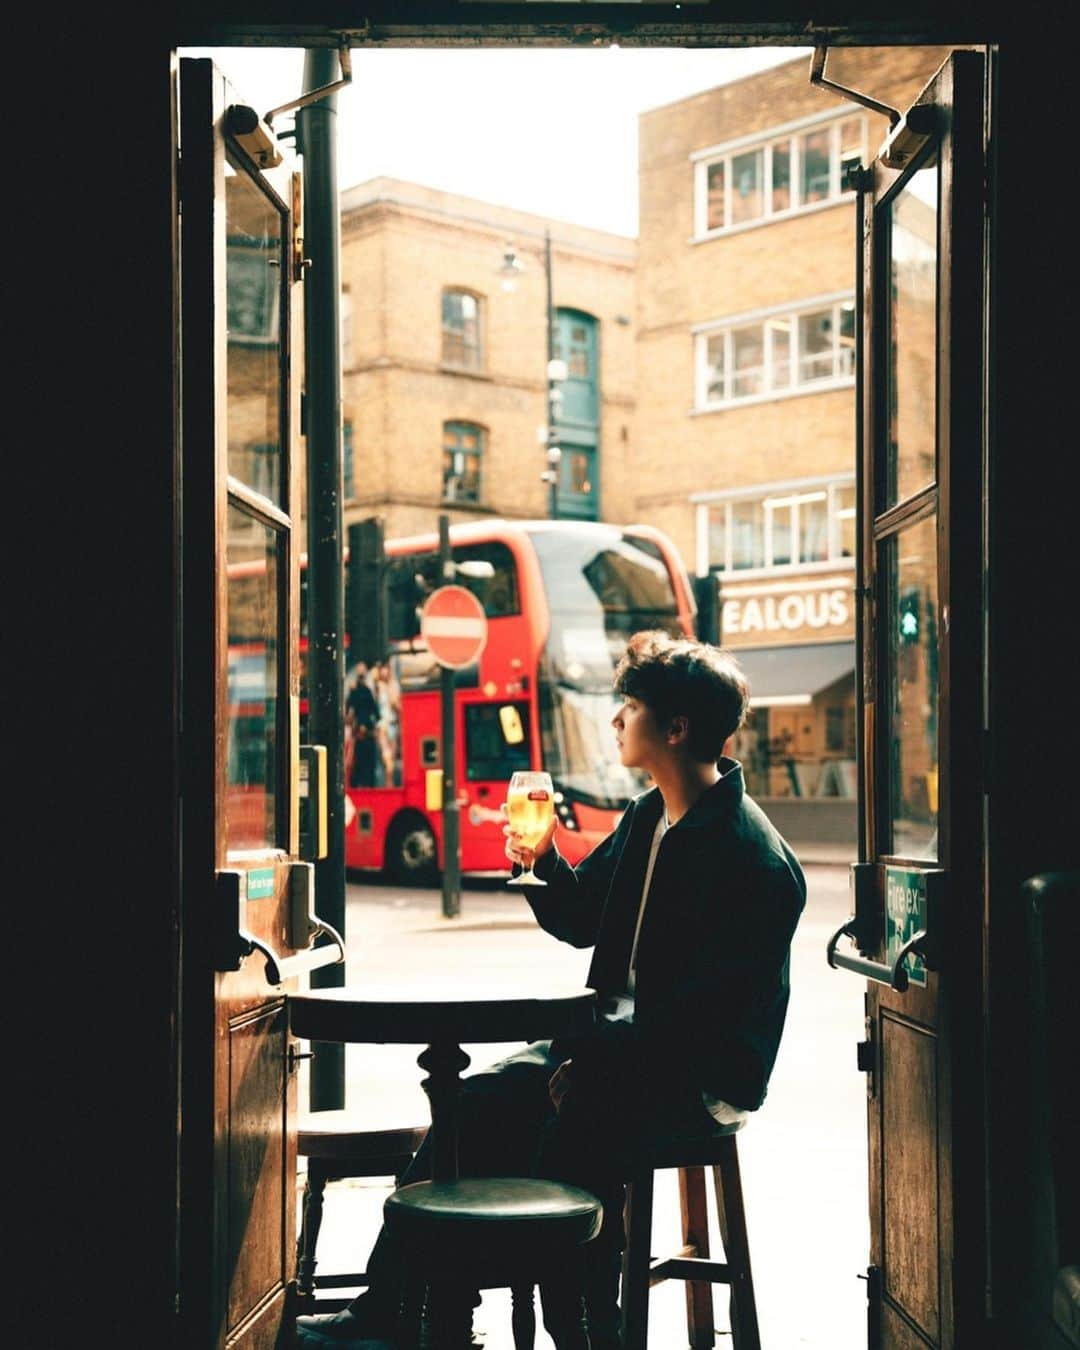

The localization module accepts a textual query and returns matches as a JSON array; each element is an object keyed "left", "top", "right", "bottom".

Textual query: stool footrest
[
  {"left": 307, "top": 1273, "right": 370, "bottom": 1290},
  {"left": 650, "top": 1255, "right": 731, "bottom": 1285}
]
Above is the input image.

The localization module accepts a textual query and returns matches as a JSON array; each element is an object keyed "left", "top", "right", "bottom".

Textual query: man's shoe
[{"left": 294, "top": 1307, "right": 395, "bottom": 1348}]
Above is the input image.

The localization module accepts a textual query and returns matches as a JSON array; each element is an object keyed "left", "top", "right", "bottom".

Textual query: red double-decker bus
[{"left": 340, "top": 518, "right": 696, "bottom": 883}]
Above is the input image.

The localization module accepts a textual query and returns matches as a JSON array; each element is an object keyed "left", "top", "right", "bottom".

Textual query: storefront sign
[
  {"left": 720, "top": 574, "right": 855, "bottom": 645},
  {"left": 885, "top": 866, "right": 928, "bottom": 988}
]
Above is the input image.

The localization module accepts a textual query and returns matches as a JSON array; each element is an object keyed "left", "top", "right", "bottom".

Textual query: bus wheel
[{"left": 387, "top": 813, "right": 438, "bottom": 886}]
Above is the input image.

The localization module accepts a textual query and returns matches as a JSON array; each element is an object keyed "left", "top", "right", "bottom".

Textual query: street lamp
[{"left": 499, "top": 230, "right": 566, "bottom": 518}]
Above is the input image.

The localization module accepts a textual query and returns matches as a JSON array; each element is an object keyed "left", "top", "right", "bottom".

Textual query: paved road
[{"left": 299, "top": 860, "right": 868, "bottom": 1349}]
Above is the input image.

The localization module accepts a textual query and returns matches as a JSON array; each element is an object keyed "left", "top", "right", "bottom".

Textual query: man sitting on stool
[{"left": 297, "top": 629, "right": 807, "bottom": 1349}]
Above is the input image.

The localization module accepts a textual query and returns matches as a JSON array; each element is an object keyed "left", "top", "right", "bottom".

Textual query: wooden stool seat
[
  {"left": 620, "top": 1120, "right": 761, "bottom": 1350},
  {"left": 295, "top": 1113, "right": 428, "bottom": 1313},
  {"left": 385, "top": 1177, "right": 604, "bottom": 1350}
]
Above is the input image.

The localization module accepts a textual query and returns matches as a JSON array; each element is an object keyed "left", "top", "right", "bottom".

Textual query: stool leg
[
  {"left": 296, "top": 1161, "right": 329, "bottom": 1306},
  {"left": 620, "top": 1171, "right": 654, "bottom": 1350},
  {"left": 678, "top": 1165, "right": 715, "bottom": 1350},
  {"left": 712, "top": 1139, "right": 761, "bottom": 1350},
  {"left": 510, "top": 1283, "right": 537, "bottom": 1349}
]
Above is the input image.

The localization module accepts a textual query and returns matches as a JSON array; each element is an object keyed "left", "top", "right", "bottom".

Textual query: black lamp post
[{"left": 500, "top": 230, "right": 566, "bottom": 518}]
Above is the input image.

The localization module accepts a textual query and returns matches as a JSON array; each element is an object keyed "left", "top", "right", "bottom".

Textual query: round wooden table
[{"left": 288, "top": 983, "right": 597, "bottom": 1181}]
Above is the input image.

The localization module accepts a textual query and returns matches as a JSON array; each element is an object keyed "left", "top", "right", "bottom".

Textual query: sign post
[{"left": 421, "top": 519, "right": 489, "bottom": 919}]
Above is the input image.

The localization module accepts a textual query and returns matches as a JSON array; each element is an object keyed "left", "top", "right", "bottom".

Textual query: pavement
[{"left": 297, "top": 854, "right": 868, "bottom": 1349}]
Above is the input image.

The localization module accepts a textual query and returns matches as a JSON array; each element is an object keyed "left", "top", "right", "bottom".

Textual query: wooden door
[
  {"left": 178, "top": 58, "right": 342, "bottom": 1348},
  {"left": 829, "top": 50, "right": 988, "bottom": 1349}
]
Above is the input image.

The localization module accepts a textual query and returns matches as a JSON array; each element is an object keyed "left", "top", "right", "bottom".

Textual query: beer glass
[{"left": 506, "top": 770, "right": 555, "bottom": 886}]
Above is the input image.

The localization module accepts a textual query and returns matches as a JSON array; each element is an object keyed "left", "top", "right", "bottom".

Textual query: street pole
[
  {"left": 544, "top": 228, "right": 559, "bottom": 519},
  {"left": 438, "top": 514, "right": 461, "bottom": 919},
  {"left": 297, "top": 47, "right": 345, "bottom": 1112}
]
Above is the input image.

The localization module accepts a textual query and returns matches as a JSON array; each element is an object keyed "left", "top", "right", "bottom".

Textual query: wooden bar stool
[
  {"left": 295, "top": 1111, "right": 428, "bottom": 1312},
  {"left": 620, "top": 1122, "right": 760, "bottom": 1350},
  {"left": 384, "top": 1176, "right": 604, "bottom": 1349}
]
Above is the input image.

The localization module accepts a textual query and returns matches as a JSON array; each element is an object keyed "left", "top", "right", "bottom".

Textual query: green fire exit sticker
[
  {"left": 885, "top": 867, "right": 928, "bottom": 988},
  {"left": 246, "top": 868, "right": 275, "bottom": 901}
]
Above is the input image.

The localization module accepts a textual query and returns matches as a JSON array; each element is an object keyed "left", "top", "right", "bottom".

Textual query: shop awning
[{"left": 732, "top": 641, "right": 855, "bottom": 707}]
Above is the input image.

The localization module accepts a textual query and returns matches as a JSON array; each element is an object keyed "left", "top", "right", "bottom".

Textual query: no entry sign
[{"left": 419, "top": 584, "right": 488, "bottom": 669}]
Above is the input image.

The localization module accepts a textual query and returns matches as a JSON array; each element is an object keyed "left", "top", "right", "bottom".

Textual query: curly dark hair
[{"left": 613, "top": 630, "right": 750, "bottom": 763}]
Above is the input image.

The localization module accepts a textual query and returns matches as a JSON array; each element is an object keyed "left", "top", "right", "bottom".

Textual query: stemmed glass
[{"left": 506, "top": 771, "right": 555, "bottom": 886}]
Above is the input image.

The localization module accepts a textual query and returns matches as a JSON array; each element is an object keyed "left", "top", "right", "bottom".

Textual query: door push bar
[
  {"left": 826, "top": 863, "right": 943, "bottom": 992},
  {"left": 216, "top": 865, "right": 346, "bottom": 985}
]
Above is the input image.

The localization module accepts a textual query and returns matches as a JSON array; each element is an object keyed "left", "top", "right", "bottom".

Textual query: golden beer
[
  {"left": 506, "top": 770, "right": 555, "bottom": 885},
  {"left": 507, "top": 789, "right": 554, "bottom": 848}
]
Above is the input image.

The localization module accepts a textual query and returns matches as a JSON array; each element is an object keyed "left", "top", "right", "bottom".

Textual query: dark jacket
[{"left": 525, "top": 759, "right": 806, "bottom": 1112}]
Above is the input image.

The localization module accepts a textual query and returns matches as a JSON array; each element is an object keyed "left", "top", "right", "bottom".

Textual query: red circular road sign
[{"left": 420, "top": 584, "right": 489, "bottom": 669}]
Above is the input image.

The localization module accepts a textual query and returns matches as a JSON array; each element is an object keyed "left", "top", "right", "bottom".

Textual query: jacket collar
[{"left": 634, "top": 758, "right": 745, "bottom": 833}]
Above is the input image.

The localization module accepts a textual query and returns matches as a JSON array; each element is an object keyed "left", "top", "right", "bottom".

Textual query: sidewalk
[{"left": 299, "top": 861, "right": 868, "bottom": 1349}]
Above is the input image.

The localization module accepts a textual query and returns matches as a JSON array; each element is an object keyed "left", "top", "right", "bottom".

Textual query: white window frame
[
  {"left": 691, "top": 109, "right": 867, "bottom": 241},
  {"left": 693, "top": 473, "right": 857, "bottom": 580},
  {"left": 693, "top": 293, "right": 856, "bottom": 412}
]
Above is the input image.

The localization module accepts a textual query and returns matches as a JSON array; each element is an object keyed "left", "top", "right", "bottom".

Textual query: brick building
[
  {"left": 634, "top": 45, "right": 956, "bottom": 840},
  {"left": 337, "top": 177, "right": 637, "bottom": 540}
]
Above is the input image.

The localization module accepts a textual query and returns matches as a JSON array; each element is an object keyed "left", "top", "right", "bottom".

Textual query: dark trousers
[{"left": 362, "top": 1039, "right": 714, "bottom": 1339}]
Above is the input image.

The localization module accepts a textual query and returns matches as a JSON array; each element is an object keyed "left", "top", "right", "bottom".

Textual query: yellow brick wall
[
  {"left": 339, "top": 179, "right": 636, "bottom": 544},
  {"left": 636, "top": 45, "right": 959, "bottom": 574}
]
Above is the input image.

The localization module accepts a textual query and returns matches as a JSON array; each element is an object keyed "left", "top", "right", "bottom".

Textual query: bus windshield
[{"left": 529, "top": 526, "right": 687, "bottom": 807}]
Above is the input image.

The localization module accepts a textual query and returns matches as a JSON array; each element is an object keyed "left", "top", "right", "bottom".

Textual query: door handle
[
  {"left": 826, "top": 918, "right": 915, "bottom": 992},
  {"left": 216, "top": 865, "right": 346, "bottom": 984},
  {"left": 237, "top": 917, "right": 345, "bottom": 987}
]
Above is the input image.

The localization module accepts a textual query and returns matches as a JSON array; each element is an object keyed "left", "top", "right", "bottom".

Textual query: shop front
[{"left": 722, "top": 570, "right": 857, "bottom": 848}]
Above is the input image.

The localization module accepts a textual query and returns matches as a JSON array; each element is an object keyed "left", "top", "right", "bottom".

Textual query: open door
[
  {"left": 827, "top": 51, "right": 987, "bottom": 1349},
  {"left": 177, "top": 58, "right": 343, "bottom": 1348}
]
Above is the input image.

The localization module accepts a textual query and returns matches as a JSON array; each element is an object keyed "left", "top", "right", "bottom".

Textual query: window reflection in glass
[
  {"left": 886, "top": 151, "right": 938, "bottom": 508},
  {"left": 799, "top": 492, "right": 829, "bottom": 562},
  {"left": 731, "top": 148, "right": 764, "bottom": 224},
  {"left": 706, "top": 161, "right": 726, "bottom": 230},
  {"left": 442, "top": 290, "right": 483, "bottom": 370},
  {"left": 731, "top": 499, "right": 765, "bottom": 570},
  {"left": 443, "top": 421, "right": 483, "bottom": 503},
  {"left": 802, "top": 128, "right": 831, "bottom": 202},
  {"left": 226, "top": 506, "right": 280, "bottom": 851},
  {"left": 884, "top": 514, "right": 939, "bottom": 860},
  {"left": 771, "top": 140, "right": 792, "bottom": 212},
  {"left": 798, "top": 310, "right": 834, "bottom": 383},
  {"left": 731, "top": 326, "right": 764, "bottom": 397},
  {"left": 226, "top": 158, "right": 284, "bottom": 505}
]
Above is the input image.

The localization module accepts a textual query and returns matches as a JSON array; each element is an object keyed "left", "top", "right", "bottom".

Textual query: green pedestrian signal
[{"left": 899, "top": 588, "right": 920, "bottom": 644}]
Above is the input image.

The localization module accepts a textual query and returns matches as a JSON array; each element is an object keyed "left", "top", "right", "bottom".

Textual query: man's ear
[{"left": 668, "top": 714, "right": 690, "bottom": 744}]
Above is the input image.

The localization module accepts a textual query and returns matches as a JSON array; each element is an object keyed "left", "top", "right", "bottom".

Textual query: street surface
[{"left": 299, "top": 858, "right": 868, "bottom": 1349}]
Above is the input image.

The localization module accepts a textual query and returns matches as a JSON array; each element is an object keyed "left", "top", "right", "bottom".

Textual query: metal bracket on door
[{"left": 827, "top": 917, "right": 920, "bottom": 992}]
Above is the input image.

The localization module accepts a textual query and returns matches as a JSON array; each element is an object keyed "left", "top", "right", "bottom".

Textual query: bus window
[
  {"left": 464, "top": 701, "right": 531, "bottom": 781},
  {"left": 451, "top": 541, "right": 520, "bottom": 617}
]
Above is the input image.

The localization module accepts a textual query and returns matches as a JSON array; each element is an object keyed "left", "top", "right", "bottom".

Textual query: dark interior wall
[{"left": 24, "top": 8, "right": 1073, "bottom": 1348}]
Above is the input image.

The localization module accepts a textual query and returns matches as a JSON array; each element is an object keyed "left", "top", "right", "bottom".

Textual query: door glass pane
[
  {"left": 885, "top": 151, "right": 939, "bottom": 508},
  {"left": 226, "top": 159, "right": 285, "bottom": 505},
  {"left": 226, "top": 506, "right": 281, "bottom": 852},
  {"left": 883, "top": 514, "right": 939, "bottom": 860}
]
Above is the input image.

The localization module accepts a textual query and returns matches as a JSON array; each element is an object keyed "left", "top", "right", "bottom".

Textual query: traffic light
[
  {"left": 346, "top": 517, "right": 387, "bottom": 664},
  {"left": 898, "top": 587, "right": 920, "bottom": 645}
]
